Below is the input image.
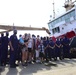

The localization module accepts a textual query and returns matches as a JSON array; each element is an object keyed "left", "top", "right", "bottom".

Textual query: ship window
[
  {"left": 51, "top": 23, "right": 52, "bottom": 26},
  {"left": 52, "top": 27, "right": 60, "bottom": 34},
  {"left": 52, "top": 29, "right": 55, "bottom": 34},
  {"left": 67, "top": 13, "right": 70, "bottom": 18},
  {"left": 55, "top": 18, "right": 62, "bottom": 24},
  {"left": 55, "top": 28, "right": 57, "bottom": 32},
  {"left": 70, "top": 10, "right": 75, "bottom": 17},
  {"left": 54, "top": 20, "right": 56, "bottom": 24},
  {"left": 57, "top": 27, "right": 60, "bottom": 33},
  {"left": 65, "top": 14, "right": 68, "bottom": 19},
  {"left": 62, "top": 16, "right": 65, "bottom": 21},
  {"left": 60, "top": 17, "right": 62, "bottom": 21},
  {"left": 65, "top": 18, "right": 70, "bottom": 23},
  {"left": 58, "top": 18, "right": 61, "bottom": 22},
  {"left": 56, "top": 19, "right": 59, "bottom": 23},
  {"left": 53, "top": 21, "right": 55, "bottom": 25},
  {"left": 55, "top": 19, "right": 57, "bottom": 24},
  {"left": 53, "top": 22, "right": 54, "bottom": 25},
  {"left": 65, "top": 13, "right": 70, "bottom": 23}
]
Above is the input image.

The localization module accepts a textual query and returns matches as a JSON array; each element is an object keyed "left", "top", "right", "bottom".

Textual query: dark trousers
[
  {"left": 63, "top": 46, "right": 70, "bottom": 58},
  {"left": 16, "top": 48, "right": 22, "bottom": 62},
  {"left": 10, "top": 50, "right": 16, "bottom": 66},
  {"left": 45, "top": 48, "right": 49, "bottom": 61},
  {"left": 0, "top": 47, "right": 1, "bottom": 64},
  {"left": 1, "top": 49, "right": 8, "bottom": 65}
]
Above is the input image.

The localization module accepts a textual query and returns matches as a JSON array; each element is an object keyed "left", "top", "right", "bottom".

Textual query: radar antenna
[{"left": 64, "top": 0, "right": 76, "bottom": 11}]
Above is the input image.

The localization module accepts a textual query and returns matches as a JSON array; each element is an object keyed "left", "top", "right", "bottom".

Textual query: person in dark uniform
[
  {"left": 0, "top": 33, "right": 5, "bottom": 66},
  {"left": 0, "top": 34, "right": 1, "bottom": 65},
  {"left": 60, "top": 38, "right": 64, "bottom": 60},
  {"left": 0, "top": 34, "right": 2, "bottom": 70},
  {"left": 62, "top": 35, "right": 70, "bottom": 58},
  {"left": 2, "top": 32, "right": 9, "bottom": 66},
  {"left": 44, "top": 37, "right": 49, "bottom": 62},
  {"left": 49, "top": 38, "right": 55, "bottom": 61},
  {"left": 55, "top": 38, "right": 62, "bottom": 60},
  {"left": 43, "top": 37, "right": 47, "bottom": 60},
  {"left": 9, "top": 30, "right": 19, "bottom": 68},
  {"left": 69, "top": 36, "right": 76, "bottom": 58}
]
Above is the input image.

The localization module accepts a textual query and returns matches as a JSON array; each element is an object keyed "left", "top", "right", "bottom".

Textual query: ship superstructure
[{"left": 48, "top": 0, "right": 76, "bottom": 38}]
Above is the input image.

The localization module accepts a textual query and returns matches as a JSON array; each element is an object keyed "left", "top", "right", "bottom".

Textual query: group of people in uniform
[
  {"left": 0, "top": 30, "right": 72, "bottom": 68},
  {"left": 43, "top": 36, "right": 70, "bottom": 62},
  {"left": 0, "top": 30, "right": 18, "bottom": 68}
]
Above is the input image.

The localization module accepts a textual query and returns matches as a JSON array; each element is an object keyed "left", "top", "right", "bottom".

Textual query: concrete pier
[{"left": 0, "top": 59, "right": 76, "bottom": 75}]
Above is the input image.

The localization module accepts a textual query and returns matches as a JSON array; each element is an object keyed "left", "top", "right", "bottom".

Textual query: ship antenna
[
  {"left": 53, "top": 0, "right": 55, "bottom": 19},
  {"left": 13, "top": 23, "right": 16, "bottom": 30}
]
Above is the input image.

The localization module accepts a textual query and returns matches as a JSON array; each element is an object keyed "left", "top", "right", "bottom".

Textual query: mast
[{"left": 53, "top": 0, "right": 55, "bottom": 19}]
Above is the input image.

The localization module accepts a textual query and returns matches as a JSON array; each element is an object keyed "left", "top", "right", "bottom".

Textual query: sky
[{"left": 0, "top": 0, "right": 66, "bottom": 37}]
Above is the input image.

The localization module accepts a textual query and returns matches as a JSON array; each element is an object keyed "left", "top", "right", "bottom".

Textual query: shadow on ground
[{"left": 0, "top": 59, "right": 76, "bottom": 75}]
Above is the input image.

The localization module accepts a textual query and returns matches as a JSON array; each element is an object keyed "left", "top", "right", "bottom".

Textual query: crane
[{"left": 0, "top": 25, "right": 50, "bottom": 34}]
